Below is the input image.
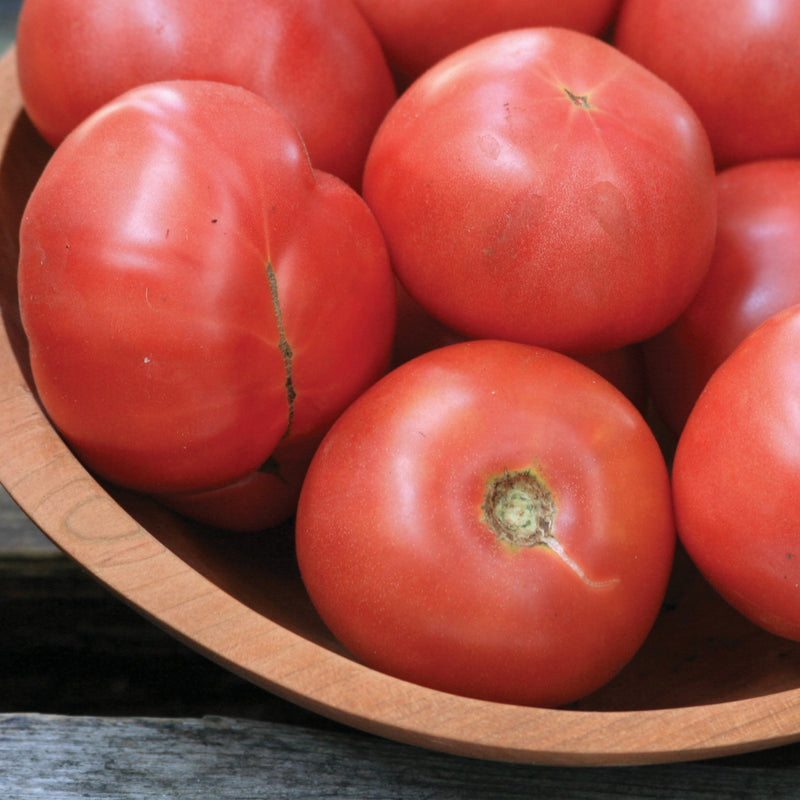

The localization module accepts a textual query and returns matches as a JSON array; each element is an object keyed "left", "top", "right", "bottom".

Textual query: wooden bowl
[{"left": 3, "top": 47, "right": 800, "bottom": 766}]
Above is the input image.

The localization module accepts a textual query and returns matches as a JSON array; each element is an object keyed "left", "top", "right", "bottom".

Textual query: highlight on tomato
[{"left": 295, "top": 340, "right": 675, "bottom": 707}]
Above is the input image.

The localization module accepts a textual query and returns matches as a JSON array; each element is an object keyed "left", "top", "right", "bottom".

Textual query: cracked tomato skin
[
  {"left": 295, "top": 340, "right": 675, "bottom": 707},
  {"left": 15, "top": 0, "right": 397, "bottom": 188},
  {"left": 363, "top": 28, "right": 717, "bottom": 354},
  {"left": 672, "top": 305, "right": 800, "bottom": 641},
  {"left": 17, "top": 80, "right": 396, "bottom": 507}
]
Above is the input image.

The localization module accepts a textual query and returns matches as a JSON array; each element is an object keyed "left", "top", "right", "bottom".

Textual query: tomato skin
[
  {"left": 296, "top": 340, "right": 675, "bottom": 707},
  {"left": 614, "top": 0, "right": 800, "bottom": 168},
  {"left": 352, "top": 0, "right": 621, "bottom": 84},
  {"left": 363, "top": 27, "right": 717, "bottom": 354},
  {"left": 672, "top": 305, "right": 800, "bottom": 641},
  {"left": 18, "top": 80, "right": 396, "bottom": 501},
  {"left": 15, "top": 0, "right": 396, "bottom": 188},
  {"left": 644, "top": 160, "right": 800, "bottom": 435}
]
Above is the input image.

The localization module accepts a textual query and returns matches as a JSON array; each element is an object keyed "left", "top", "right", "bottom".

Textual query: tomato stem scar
[
  {"left": 483, "top": 470, "right": 616, "bottom": 587},
  {"left": 483, "top": 470, "right": 556, "bottom": 548},
  {"left": 562, "top": 87, "right": 593, "bottom": 110},
  {"left": 266, "top": 260, "right": 296, "bottom": 438}
]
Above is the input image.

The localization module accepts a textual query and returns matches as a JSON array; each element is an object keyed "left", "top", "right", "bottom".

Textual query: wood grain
[
  {"left": 3, "top": 713, "right": 800, "bottom": 800},
  {"left": 3, "top": 44, "right": 800, "bottom": 766}
]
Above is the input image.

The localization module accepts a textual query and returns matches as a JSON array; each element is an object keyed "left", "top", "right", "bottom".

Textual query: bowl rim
[{"left": 3, "top": 46, "right": 800, "bottom": 767}]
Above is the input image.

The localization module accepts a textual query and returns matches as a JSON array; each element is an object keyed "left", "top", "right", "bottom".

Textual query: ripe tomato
[
  {"left": 17, "top": 81, "right": 396, "bottom": 518},
  {"left": 295, "top": 340, "right": 675, "bottom": 707},
  {"left": 363, "top": 27, "right": 717, "bottom": 354},
  {"left": 644, "top": 159, "right": 800, "bottom": 434},
  {"left": 351, "top": 0, "right": 621, "bottom": 85},
  {"left": 15, "top": 0, "right": 396, "bottom": 188},
  {"left": 672, "top": 305, "right": 800, "bottom": 641},
  {"left": 614, "top": 0, "right": 800, "bottom": 168}
]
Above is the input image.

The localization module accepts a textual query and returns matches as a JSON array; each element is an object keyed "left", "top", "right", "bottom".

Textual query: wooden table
[{"left": 5, "top": 485, "right": 800, "bottom": 799}]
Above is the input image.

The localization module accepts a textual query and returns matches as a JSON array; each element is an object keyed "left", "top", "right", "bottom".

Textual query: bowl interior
[{"left": 3, "top": 48, "right": 800, "bottom": 766}]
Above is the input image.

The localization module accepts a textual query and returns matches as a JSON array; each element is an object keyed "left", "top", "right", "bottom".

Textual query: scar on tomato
[
  {"left": 562, "top": 87, "right": 593, "bottom": 110},
  {"left": 483, "top": 468, "right": 617, "bottom": 588}
]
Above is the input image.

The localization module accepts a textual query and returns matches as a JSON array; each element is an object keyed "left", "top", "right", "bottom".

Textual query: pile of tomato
[{"left": 13, "top": 0, "right": 800, "bottom": 708}]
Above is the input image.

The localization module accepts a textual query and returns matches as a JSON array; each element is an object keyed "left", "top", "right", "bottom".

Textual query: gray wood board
[{"left": 3, "top": 713, "right": 800, "bottom": 800}]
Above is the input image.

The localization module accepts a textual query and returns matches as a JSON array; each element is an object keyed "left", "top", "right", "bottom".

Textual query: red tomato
[
  {"left": 15, "top": 0, "right": 396, "bottom": 188},
  {"left": 614, "top": 0, "right": 800, "bottom": 168},
  {"left": 644, "top": 159, "right": 800, "bottom": 435},
  {"left": 351, "top": 0, "right": 621, "bottom": 85},
  {"left": 363, "top": 27, "right": 717, "bottom": 354},
  {"left": 672, "top": 305, "right": 800, "bottom": 641},
  {"left": 295, "top": 340, "right": 675, "bottom": 707},
  {"left": 17, "top": 81, "right": 396, "bottom": 514}
]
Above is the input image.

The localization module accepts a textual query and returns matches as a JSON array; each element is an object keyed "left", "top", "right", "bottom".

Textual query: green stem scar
[
  {"left": 483, "top": 470, "right": 556, "bottom": 548},
  {"left": 563, "top": 87, "right": 593, "bottom": 110},
  {"left": 482, "top": 470, "right": 616, "bottom": 588},
  {"left": 266, "top": 260, "right": 295, "bottom": 439}
]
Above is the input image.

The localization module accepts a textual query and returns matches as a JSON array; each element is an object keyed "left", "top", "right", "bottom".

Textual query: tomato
[
  {"left": 672, "top": 305, "right": 800, "bottom": 641},
  {"left": 614, "top": 0, "right": 800, "bottom": 168},
  {"left": 644, "top": 159, "right": 800, "bottom": 435},
  {"left": 15, "top": 0, "right": 396, "bottom": 188},
  {"left": 295, "top": 340, "right": 675, "bottom": 707},
  {"left": 362, "top": 27, "right": 717, "bottom": 355},
  {"left": 351, "top": 0, "right": 621, "bottom": 85},
  {"left": 17, "top": 80, "right": 396, "bottom": 520}
]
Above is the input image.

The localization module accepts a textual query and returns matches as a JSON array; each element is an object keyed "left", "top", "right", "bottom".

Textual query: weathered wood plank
[{"left": 1, "top": 713, "right": 800, "bottom": 800}]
